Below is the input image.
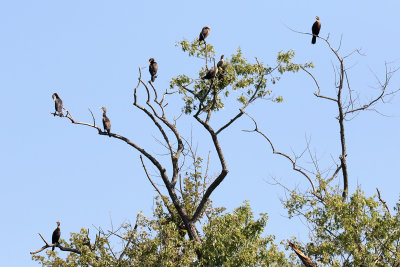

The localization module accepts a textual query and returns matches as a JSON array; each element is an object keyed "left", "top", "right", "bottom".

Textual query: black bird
[
  {"left": 202, "top": 66, "right": 218, "bottom": 80},
  {"left": 101, "top": 107, "right": 111, "bottom": 137},
  {"left": 52, "top": 221, "right": 61, "bottom": 251},
  {"left": 217, "top": 55, "right": 227, "bottom": 80},
  {"left": 199, "top": 26, "right": 210, "bottom": 45},
  {"left": 52, "top": 93, "right": 63, "bottom": 117},
  {"left": 217, "top": 55, "right": 225, "bottom": 69},
  {"left": 149, "top": 58, "right": 158, "bottom": 83},
  {"left": 311, "top": 16, "right": 321, "bottom": 44}
]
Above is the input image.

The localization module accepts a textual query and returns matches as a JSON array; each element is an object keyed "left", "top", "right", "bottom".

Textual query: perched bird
[
  {"left": 101, "top": 107, "right": 111, "bottom": 137},
  {"left": 52, "top": 221, "right": 61, "bottom": 251},
  {"left": 199, "top": 26, "right": 210, "bottom": 45},
  {"left": 52, "top": 93, "right": 63, "bottom": 117},
  {"left": 217, "top": 55, "right": 225, "bottom": 69},
  {"left": 149, "top": 58, "right": 158, "bottom": 83},
  {"left": 217, "top": 55, "right": 227, "bottom": 80},
  {"left": 311, "top": 16, "right": 321, "bottom": 44},
  {"left": 202, "top": 66, "right": 218, "bottom": 80}
]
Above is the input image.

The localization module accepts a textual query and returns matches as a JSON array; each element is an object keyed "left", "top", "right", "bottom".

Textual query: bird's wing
[
  {"left": 150, "top": 62, "right": 158, "bottom": 76},
  {"left": 153, "top": 62, "right": 158, "bottom": 73}
]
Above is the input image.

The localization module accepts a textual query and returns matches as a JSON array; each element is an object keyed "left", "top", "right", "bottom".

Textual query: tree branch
[
  {"left": 243, "top": 111, "right": 317, "bottom": 194},
  {"left": 288, "top": 241, "right": 318, "bottom": 267},
  {"left": 118, "top": 213, "right": 140, "bottom": 262},
  {"left": 191, "top": 114, "right": 228, "bottom": 223},
  {"left": 30, "top": 233, "right": 81, "bottom": 255},
  {"left": 376, "top": 188, "right": 391, "bottom": 216}
]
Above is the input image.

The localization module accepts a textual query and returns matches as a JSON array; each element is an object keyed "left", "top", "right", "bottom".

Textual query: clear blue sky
[{"left": 1, "top": 1, "right": 399, "bottom": 266}]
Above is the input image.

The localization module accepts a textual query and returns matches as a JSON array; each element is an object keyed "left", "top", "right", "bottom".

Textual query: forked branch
[
  {"left": 243, "top": 111, "right": 317, "bottom": 194},
  {"left": 30, "top": 233, "right": 81, "bottom": 255}
]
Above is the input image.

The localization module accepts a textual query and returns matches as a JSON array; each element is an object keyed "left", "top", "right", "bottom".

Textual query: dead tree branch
[
  {"left": 290, "top": 26, "right": 398, "bottom": 199},
  {"left": 30, "top": 233, "right": 81, "bottom": 255},
  {"left": 243, "top": 111, "right": 317, "bottom": 194}
]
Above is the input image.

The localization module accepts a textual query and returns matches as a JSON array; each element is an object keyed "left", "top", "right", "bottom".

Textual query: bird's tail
[
  {"left": 108, "top": 130, "right": 111, "bottom": 137},
  {"left": 52, "top": 246, "right": 55, "bottom": 251},
  {"left": 312, "top": 35, "right": 317, "bottom": 44}
]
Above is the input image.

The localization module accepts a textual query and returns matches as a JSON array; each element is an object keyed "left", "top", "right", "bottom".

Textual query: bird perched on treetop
[
  {"left": 101, "top": 107, "right": 111, "bottom": 137},
  {"left": 202, "top": 66, "right": 218, "bottom": 80},
  {"left": 217, "top": 55, "right": 225, "bottom": 69},
  {"left": 217, "top": 55, "right": 227, "bottom": 80},
  {"left": 52, "top": 221, "right": 61, "bottom": 251},
  {"left": 149, "top": 58, "right": 158, "bottom": 83},
  {"left": 199, "top": 26, "right": 210, "bottom": 45},
  {"left": 52, "top": 93, "right": 63, "bottom": 117},
  {"left": 311, "top": 16, "right": 321, "bottom": 44}
]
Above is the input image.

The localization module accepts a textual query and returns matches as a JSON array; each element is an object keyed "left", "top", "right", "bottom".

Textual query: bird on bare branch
[
  {"left": 101, "top": 107, "right": 111, "bottom": 137},
  {"left": 52, "top": 221, "right": 61, "bottom": 251},
  {"left": 311, "top": 16, "right": 321, "bottom": 44},
  {"left": 149, "top": 58, "right": 158, "bottom": 83},
  {"left": 52, "top": 93, "right": 63, "bottom": 117}
]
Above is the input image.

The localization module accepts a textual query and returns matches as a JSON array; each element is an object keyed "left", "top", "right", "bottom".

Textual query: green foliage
[
  {"left": 32, "top": 202, "right": 287, "bottom": 266},
  {"left": 31, "top": 229, "right": 116, "bottom": 266},
  {"left": 200, "top": 202, "right": 288, "bottom": 266},
  {"left": 276, "top": 50, "right": 314, "bottom": 74},
  {"left": 176, "top": 38, "right": 215, "bottom": 59},
  {"left": 32, "top": 156, "right": 287, "bottom": 266},
  {"left": 284, "top": 182, "right": 400, "bottom": 266},
  {"left": 170, "top": 39, "right": 313, "bottom": 115}
]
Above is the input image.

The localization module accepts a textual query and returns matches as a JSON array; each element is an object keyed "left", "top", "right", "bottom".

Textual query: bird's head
[
  {"left": 100, "top": 107, "right": 107, "bottom": 112},
  {"left": 220, "top": 55, "right": 224, "bottom": 59},
  {"left": 149, "top": 58, "right": 155, "bottom": 64},
  {"left": 52, "top": 93, "right": 58, "bottom": 100},
  {"left": 315, "top": 16, "right": 320, "bottom": 20},
  {"left": 203, "top": 26, "right": 210, "bottom": 31},
  {"left": 56, "top": 221, "right": 60, "bottom": 227}
]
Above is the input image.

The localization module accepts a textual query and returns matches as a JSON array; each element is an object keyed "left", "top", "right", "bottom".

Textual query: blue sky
[{"left": 1, "top": 1, "right": 400, "bottom": 265}]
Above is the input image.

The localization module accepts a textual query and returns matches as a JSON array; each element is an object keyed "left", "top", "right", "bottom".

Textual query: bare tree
[{"left": 245, "top": 29, "right": 398, "bottom": 201}]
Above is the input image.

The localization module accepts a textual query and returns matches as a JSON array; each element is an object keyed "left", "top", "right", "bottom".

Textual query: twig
[{"left": 376, "top": 188, "right": 391, "bottom": 215}]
